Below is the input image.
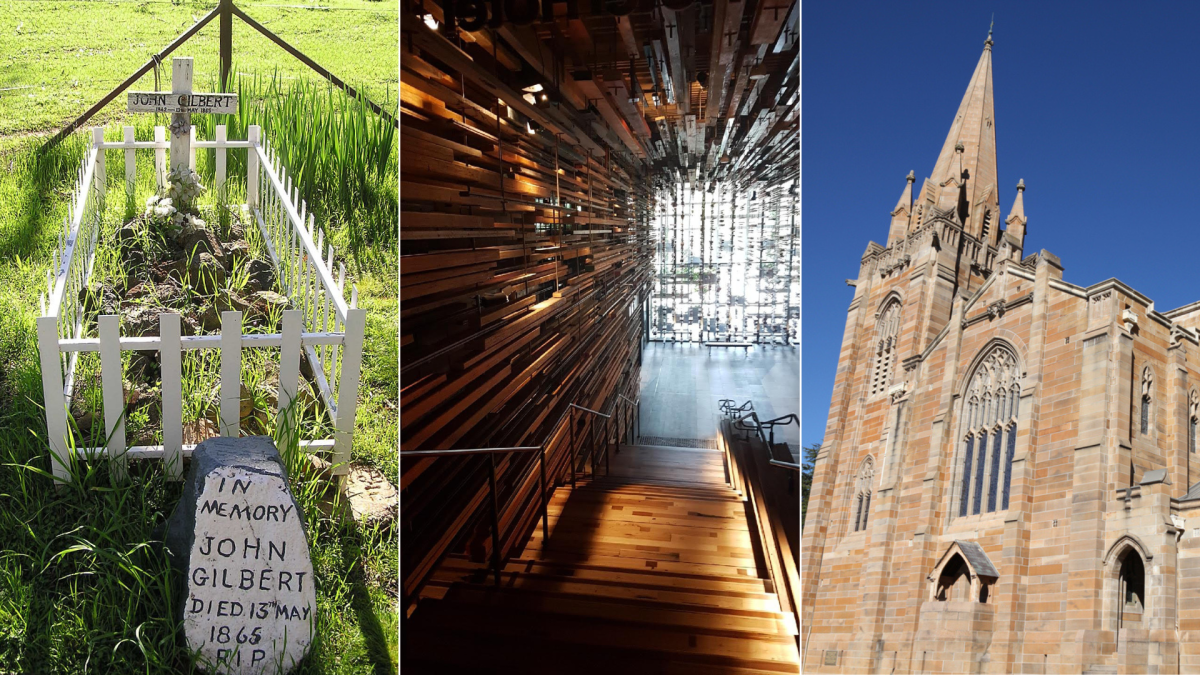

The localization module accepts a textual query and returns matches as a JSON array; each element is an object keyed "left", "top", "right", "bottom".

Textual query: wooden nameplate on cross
[{"left": 126, "top": 57, "right": 237, "bottom": 172}]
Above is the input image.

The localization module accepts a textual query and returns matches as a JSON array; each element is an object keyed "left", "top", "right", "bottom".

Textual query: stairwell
[{"left": 404, "top": 442, "right": 802, "bottom": 674}]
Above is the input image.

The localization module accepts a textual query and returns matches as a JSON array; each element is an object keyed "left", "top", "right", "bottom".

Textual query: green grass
[
  {"left": 0, "top": 2, "right": 397, "bottom": 670},
  {"left": 0, "top": 0, "right": 398, "bottom": 137}
]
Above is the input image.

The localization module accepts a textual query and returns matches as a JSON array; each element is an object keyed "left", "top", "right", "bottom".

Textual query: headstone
[
  {"left": 166, "top": 436, "right": 315, "bottom": 674},
  {"left": 127, "top": 57, "right": 238, "bottom": 172}
]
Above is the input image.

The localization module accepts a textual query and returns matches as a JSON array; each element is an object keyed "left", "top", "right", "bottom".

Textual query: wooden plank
[
  {"left": 99, "top": 314, "right": 127, "bottom": 481},
  {"left": 160, "top": 313, "right": 183, "bottom": 479},
  {"left": 219, "top": 311, "right": 242, "bottom": 436}
]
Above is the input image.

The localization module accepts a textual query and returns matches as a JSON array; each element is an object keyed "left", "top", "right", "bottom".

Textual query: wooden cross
[{"left": 127, "top": 57, "right": 237, "bottom": 172}]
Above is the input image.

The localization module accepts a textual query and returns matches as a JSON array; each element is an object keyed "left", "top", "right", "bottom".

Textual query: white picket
[
  {"left": 37, "top": 316, "right": 69, "bottom": 484},
  {"left": 98, "top": 314, "right": 127, "bottom": 481},
  {"left": 41, "top": 123, "right": 364, "bottom": 485},
  {"left": 123, "top": 126, "right": 136, "bottom": 199},
  {"left": 160, "top": 313, "right": 183, "bottom": 479},
  {"left": 215, "top": 124, "right": 227, "bottom": 196},
  {"left": 278, "top": 310, "right": 302, "bottom": 453},
  {"left": 92, "top": 128, "right": 106, "bottom": 202},
  {"left": 220, "top": 311, "right": 242, "bottom": 436},
  {"left": 154, "top": 126, "right": 166, "bottom": 188},
  {"left": 247, "top": 126, "right": 260, "bottom": 209},
  {"left": 332, "top": 308, "right": 367, "bottom": 475},
  {"left": 188, "top": 125, "right": 196, "bottom": 171}
]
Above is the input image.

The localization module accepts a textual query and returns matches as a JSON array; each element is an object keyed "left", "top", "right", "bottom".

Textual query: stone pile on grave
[
  {"left": 70, "top": 57, "right": 296, "bottom": 447},
  {"left": 165, "top": 436, "right": 316, "bottom": 674}
]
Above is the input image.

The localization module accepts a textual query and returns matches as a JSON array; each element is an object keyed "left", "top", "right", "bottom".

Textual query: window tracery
[
  {"left": 1190, "top": 390, "right": 1198, "bottom": 455},
  {"left": 871, "top": 300, "right": 901, "bottom": 397},
  {"left": 852, "top": 457, "right": 874, "bottom": 532},
  {"left": 958, "top": 345, "right": 1021, "bottom": 517},
  {"left": 1140, "top": 367, "right": 1153, "bottom": 436}
]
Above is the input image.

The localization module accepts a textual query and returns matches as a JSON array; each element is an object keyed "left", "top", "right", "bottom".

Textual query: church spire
[
  {"left": 1003, "top": 178, "right": 1027, "bottom": 257},
  {"left": 887, "top": 171, "right": 915, "bottom": 244},
  {"left": 928, "top": 29, "right": 999, "bottom": 241}
]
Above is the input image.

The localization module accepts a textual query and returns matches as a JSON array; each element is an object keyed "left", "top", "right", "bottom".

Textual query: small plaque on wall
[{"left": 824, "top": 650, "right": 838, "bottom": 666}]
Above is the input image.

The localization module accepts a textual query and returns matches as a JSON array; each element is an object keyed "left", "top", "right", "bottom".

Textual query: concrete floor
[{"left": 637, "top": 342, "right": 800, "bottom": 458}]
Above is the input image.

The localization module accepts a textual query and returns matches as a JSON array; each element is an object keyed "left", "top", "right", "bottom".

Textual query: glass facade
[{"left": 648, "top": 179, "right": 798, "bottom": 343}]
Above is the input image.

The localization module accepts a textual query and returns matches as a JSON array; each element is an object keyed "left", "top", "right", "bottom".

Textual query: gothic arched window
[
  {"left": 1190, "top": 390, "right": 1198, "bottom": 454},
  {"left": 852, "top": 457, "right": 874, "bottom": 532},
  {"left": 871, "top": 300, "right": 902, "bottom": 397},
  {"left": 1140, "top": 367, "right": 1153, "bottom": 436},
  {"left": 958, "top": 345, "right": 1021, "bottom": 517}
]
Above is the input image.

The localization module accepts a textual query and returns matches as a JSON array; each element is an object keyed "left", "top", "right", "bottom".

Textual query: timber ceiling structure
[{"left": 401, "top": 0, "right": 798, "bottom": 189}]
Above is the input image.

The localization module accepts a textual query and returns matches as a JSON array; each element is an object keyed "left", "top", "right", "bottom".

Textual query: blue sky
[{"left": 802, "top": 2, "right": 1200, "bottom": 449}]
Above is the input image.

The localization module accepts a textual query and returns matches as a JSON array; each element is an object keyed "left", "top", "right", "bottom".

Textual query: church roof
[
  {"left": 1183, "top": 481, "right": 1200, "bottom": 501},
  {"left": 928, "top": 33, "right": 999, "bottom": 222},
  {"left": 953, "top": 540, "right": 999, "bottom": 579}
]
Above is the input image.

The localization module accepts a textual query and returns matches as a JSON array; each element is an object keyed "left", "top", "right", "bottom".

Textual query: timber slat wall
[{"left": 401, "top": 12, "right": 653, "bottom": 606}]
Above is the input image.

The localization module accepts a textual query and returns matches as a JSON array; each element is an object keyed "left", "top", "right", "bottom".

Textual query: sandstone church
[{"left": 803, "top": 31, "right": 1200, "bottom": 674}]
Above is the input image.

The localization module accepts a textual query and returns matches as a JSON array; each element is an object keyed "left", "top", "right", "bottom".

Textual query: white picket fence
[{"left": 38, "top": 124, "right": 367, "bottom": 484}]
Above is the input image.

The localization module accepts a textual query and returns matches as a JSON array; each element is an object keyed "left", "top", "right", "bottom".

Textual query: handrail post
[
  {"left": 569, "top": 408, "right": 576, "bottom": 488},
  {"left": 590, "top": 417, "right": 598, "bottom": 476},
  {"left": 488, "top": 453, "right": 501, "bottom": 586},
  {"left": 606, "top": 416, "right": 612, "bottom": 475},
  {"left": 539, "top": 447, "right": 549, "bottom": 542}
]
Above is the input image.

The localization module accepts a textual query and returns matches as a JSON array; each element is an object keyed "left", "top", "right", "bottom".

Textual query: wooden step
[
  {"left": 549, "top": 487, "right": 747, "bottom": 511},
  {"left": 438, "top": 583, "right": 797, "bottom": 635},
  {"left": 546, "top": 500, "right": 750, "bottom": 530},
  {"left": 499, "top": 557, "right": 771, "bottom": 591},
  {"left": 543, "top": 511, "right": 754, "bottom": 547},
  {"left": 432, "top": 562, "right": 782, "bottom": 612},
  {"left": 619, "top": 441, "right": 720, "bottom": 451},
  {"left": 403, "top": 624, "right": 802, "bottom": 674},
  {"left": 412, "top": 596, "right": 801, "bottom": 664},
  {"left": 513, "top": 548, "right": 760, "bottom": 578},
  {"left": 607, "top": 444, "right": 731, "bottom": 485},
  {"left": 590, "top": 476, "right": 741, "bottom": 499}
]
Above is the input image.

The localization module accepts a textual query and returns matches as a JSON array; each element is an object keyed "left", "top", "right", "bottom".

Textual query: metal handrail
[
  {"left": 404, "top": 390, "right": 641, "bottom": 591},
  {"left": 570, "top": 403, "right": 611, "bottom": 418},
  {"left": 720, "top": 398, "right": 754, "bottom": 416},
  {"left": 770, "top": 459, "right": 801, "bottom": 471}
]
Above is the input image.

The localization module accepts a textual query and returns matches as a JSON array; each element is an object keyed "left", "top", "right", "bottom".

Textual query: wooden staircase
[{"left": 404, "top": 442, "right": 801, "bottom": 674}]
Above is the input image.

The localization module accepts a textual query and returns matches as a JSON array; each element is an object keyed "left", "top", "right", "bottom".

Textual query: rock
[
  {"left": 182, "top": 418, "right": 219, "bottom": 445},
  {"left": 216, "top": 294, "right": 252, "bottom": 314},
  {"left": 125, "top": 305, "right": 161, "bottom": 337},
  {"left": 251, "top": 291, "right": 289, "bottom": 319},
  {"left": 126, "top": 353, "right": 158, "bottom": 384},
  {"left": 118, "top": 224, "right": 140, "bottom": 247},
  {"left": 223, "top": 240, "right": 251, "bottom": 270},
  {"left": 202, "top": 295, "right": 251, "bottom": 331},
  {"left": 123, "top": 247, "right": 146, "bottom": 269},
  {"left": 344, "top": 464, "right": 398, "bottom": 525},
  {"left": 189, "top": 253, "right": 226, "bottom": 294},
  {"left": 240, "top": 383, "right": 255, "bottom": 421},
  {"left": 79, "top": 284, "right": 119, "bottom": 316},
  {"left": 178, "top": 224, "right": 225, "bottom": 266},
  {"left": 154, "top": 258, "right": 189, "bottom": 285},
  {"left": 245, "top": 259, "right": 275, "bottom": 293},
  {"left": 164, "top": 437, "right": 316, "bottom": 674},
  {"left": 200, "top": 305, "right": 220, "bottom": 332}
]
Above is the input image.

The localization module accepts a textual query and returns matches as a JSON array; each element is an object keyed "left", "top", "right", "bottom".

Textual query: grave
[
  {"left": 166, "top": 436, "right": 315, "bottom": 674},
  {"left": 37, "top": 54, "right": 367, "bottom": 484}
]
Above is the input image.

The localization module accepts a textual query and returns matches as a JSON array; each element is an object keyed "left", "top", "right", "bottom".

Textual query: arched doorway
[
  {"left": 1116, "top": 548, "right": 1145, "bottom": 631},
  {"left": 936, "top": 553, "right": 970, "bottom": 601}
]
